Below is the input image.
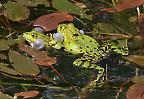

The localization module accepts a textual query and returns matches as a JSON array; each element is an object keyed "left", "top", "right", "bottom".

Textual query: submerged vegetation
[{"left": 0, "top": 0, "right": 144, "bottom": 98}]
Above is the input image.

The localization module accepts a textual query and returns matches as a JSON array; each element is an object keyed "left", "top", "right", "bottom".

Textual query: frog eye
[
  {"left": 79, "top": 30, "right": 85, "bottom": 34},
  {"left": 30, "top": 38, "right": 44, "bottom": 49},
  {"left": 53, "top": 32, "right": 64, "bottom": 42},
  {"left": 33, "top": 27, "right": 44, "bottom": 33}
]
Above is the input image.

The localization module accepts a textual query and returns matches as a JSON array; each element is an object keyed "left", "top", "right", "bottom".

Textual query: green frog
[{"left": 23, "top": 23, "right": 128, "bottom": 87}]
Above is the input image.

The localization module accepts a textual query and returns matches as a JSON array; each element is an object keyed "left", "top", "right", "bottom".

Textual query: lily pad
[
  {"left": 124, "top": 55, "right": 144, "bottom": 67},
  {"left": 18, "top": 43, "right": 56, "bottom": 64},
  {"left": 93, "top": 23, "right": 120, "bottom": 34},
  {"left": 9, "top": 50, "right": 40, "bottom": 76},
  {"left": 0, "top": 39, "right": 16, "bottom": 51},
  {"left": 14, "top": 91, "right": 39, "bottom": 99},
  {"left": 132, "top": 76, "right": 144, "bottom": 84},
  {"left": 0, "top": 92, "right": 13, "bottom": 99},
  {"left": 52, "top": 0, "right": 92, "bottom": 20},
  {"left": 128, "top": 36, "right": 144, "bottom": 49},
  {"left": 0, "top": 63, "right": 22, "bottom": 75},
  {"left": 93, "top": 23, "right": 132, "bottom": 40},
  {"left": 33, "top": 12, "right": 74, "bottom": 31},
  {"left": 102, "top": 0, "right": 144, "bottom": 12},
  {"left": 126, "top": 83, "right": 144, "bottom": 99},
  {"left": 3, "top": 1, "right": 30, "bottom": 21},
  {"left": 14, "top": 0, "right": 50, "bottom": 7}
]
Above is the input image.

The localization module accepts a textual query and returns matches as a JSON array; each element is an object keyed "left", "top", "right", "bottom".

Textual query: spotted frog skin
[{"left": 23, "top": 23, "right": 128, "bottom": 87}]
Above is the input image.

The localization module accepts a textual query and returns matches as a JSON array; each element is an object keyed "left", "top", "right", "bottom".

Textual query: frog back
[{"left": 57, "top": 24, "right": 100, "bottom": 55}]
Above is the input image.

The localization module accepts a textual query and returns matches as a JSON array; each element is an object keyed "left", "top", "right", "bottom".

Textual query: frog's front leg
[{"left": 73, "top": 57, "right": 104, "bottom": 87}]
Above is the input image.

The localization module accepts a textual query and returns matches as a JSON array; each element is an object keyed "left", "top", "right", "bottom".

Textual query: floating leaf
[
  {"left": 18, "top": 43, "right": 56, "bottom": 64},
  {"left": 14, "top": 0, "right": 50, "bottom": 7},
  {"left": 93, "top": 23, "right": 120, "bottom": 34},
  {"left": 124, "top": 55, "right": 144, "bottom": 67},
  {"left": 102, "top": 0, "right": 144, "bottom": 12},
  {"left": 138, "top": 13, "right": 144, "bottom": 37},
  {"left": 93, "top": 23, "right": 133, "bottom": 40},
  {"left": 94, "top": 13, "right": 138, "bottom": 36},
  {"left": 128, "top": 36, "right": 144, "bottom": 49},
  {"left": 14, "top": 91, "right": 39, "bottom": 99},
  {"left": 9, "top": 50, "right": 40, "bottom": 76},
  {"left": 3, "top": 1, "right": 30, "bottom": 21},
  {"left": 33, "top": 12, "right": 74, "bottom": 31},
  {"left": 52, "top": 0, "right": 92, "bottom": 20},
  {"left": 0, "top": 92, "right": 13, "bottom": 99},
  {"left": 34, "top": 60, "right": 53, "bottom": 67},
  {"left": 94, "top": 33, "right": 132, "bottom": 40},
  {"left": 132, "top": 76, "right": 144, "bottom": 84},
  {"left": 0, "top": 63, "right": 22, "bottom": 75},
  {"left": 0, "top": 39, "right": 16, "bottom": 51},
  {"left": 126, "top": 83, "right": 144, "bottom": 99}
]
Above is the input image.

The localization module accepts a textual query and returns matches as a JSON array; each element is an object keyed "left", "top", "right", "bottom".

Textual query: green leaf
[
  {"left": 52, "top": 0, "right": 92, "bottom": 20},
  {"left": 93, "top": 23, "right": 120, "bottom": 34},
  {"left": 0, "top": 39, "right": 16, "bottom": 51},
  {"left": 93, "top": 22, "right": 133, "bottom": 40},
  {"left": 3, "top": 1, "right": 30, "bottom": 21},
  {"left": 0, "top": 92, "right": 13, "bottom": 99},
  {"left": 0, "top": 63, "right": 22, "bottom": 75},
  {"left": 9, "top": 50, "right": 40, "bottom": 76},
  {"left": 14, "top": 0, "right": 50, "bottom": 7}
]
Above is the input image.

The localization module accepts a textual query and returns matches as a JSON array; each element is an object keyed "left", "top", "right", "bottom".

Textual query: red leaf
[
  {"left": 33, "top": 12, "right": 74, "bottom": 31},
  {"left": 18, "top": 43, "right": 57, "bottom": 64},
  {"left": 102, "top": 0, "right": 144, "bottom": 12},
  {"left": 138, "top": 14, "right": 144, "bottom": 37},
  {"left": 15, "top": 91, "right": 39, "bottom": 98},
  {"left": 126, "top": 83, "right": 144, "bottom": 99},
  {"left": 34, "top": 60, "right": 56, "bottom": 67}
]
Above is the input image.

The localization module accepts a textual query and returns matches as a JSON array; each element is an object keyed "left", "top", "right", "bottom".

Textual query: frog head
[
  {"left": 22, "top": 30, "right": 51, "bottom": 48},
  {"left": 22, "top": 23, "right": 81, "bottom": 50}
]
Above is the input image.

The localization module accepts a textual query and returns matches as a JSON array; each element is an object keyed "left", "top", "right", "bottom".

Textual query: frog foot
[
  {"left": 74, "top": 58, "right": 105, "bottom": 87},
  {"left": 81, "top": 64, "right": 105, "bottom": 93},
  {"left": 90, "top": 64, "right": 104, "bottom": 86}
]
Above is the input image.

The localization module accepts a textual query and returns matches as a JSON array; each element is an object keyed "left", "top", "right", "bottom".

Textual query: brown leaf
[
  {"left": 102, "top": 0, "right": 144, "bottom": 12},
  {"left": 124, "top": 55, "right": 144, "bottom": 67},
  {"left": 15, "top": 91, "right": 39, "bottom": 98},
  {"left": 33, "top": 12, "right": 74, "bottom": 31},
  {"left": 138, "top": 13, "right": 144, "bottom": 37},
  {"left": 34, "top": 60, "right": 56, "bottom": 67},
  {"left": 18, "top": 43, "right": 56, "bottom": 63},
  {"left": 126, "top": 83, "right": 144, "bottom": 99}
]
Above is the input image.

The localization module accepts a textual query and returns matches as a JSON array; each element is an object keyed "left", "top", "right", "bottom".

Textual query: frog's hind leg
[
  {"left": 73, "top": 58, "right": 105, "bottom": 88},
  {"left": 90, "top": 64, "right": 105, "bottom": 87},
  {"left": 81, "top": 64, "right": 104, "bottom": 94}
]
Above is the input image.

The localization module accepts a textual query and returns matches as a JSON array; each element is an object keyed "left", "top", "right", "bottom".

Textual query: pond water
[{"left": 0, "top": 0, "right": 144, "bottom": 99}]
